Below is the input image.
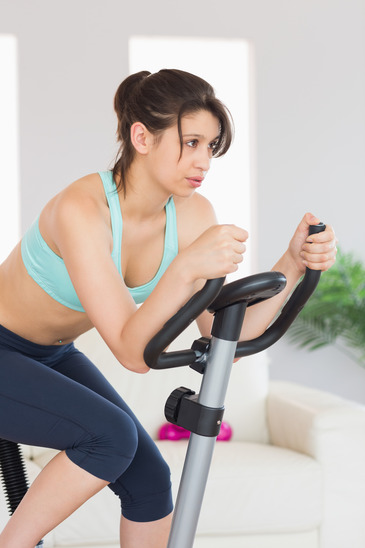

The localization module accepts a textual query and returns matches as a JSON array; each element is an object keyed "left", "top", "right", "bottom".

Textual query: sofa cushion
[
  {"left": 158, "top": 441, "right": 323, "bottom": 536},
  {"left": 31, "top": 441, "right": 322, "bottom": 545}
]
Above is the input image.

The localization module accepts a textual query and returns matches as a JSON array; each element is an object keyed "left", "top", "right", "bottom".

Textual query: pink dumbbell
[
  {"left": 158, "top": 423, "right": 190, "bottom": 441},
  {"left": 217, "top": 421, "right": 233, "bottom": 441},
  {"left": 158, "top": 422, "right": 232, "bottom": 441}
]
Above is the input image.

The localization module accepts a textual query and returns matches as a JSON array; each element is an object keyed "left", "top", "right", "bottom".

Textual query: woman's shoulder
[
  {"left": 41, "top": 172, "right": 110, "bottom": 238},
  {"left": 60, "top": 172, "right": 105, "bottom": 200},
  {"left": 174, "top": 192, "right": 216, "bottom": 220},
  {"left": 34, "top": 172, "right": 112, "bottom": 264},
  {"left": 51, "top": 173, "right": 107, "bottom": 215},
  {"left": 173, "top": 192, "right": 217, "bottom": 248}
]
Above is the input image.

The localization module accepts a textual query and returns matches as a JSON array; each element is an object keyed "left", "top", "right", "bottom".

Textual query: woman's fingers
[
  {"left": 300, "top": 223, "right": 337, "bottom": 270},
  {"left": 187, "top": 224, "right": 249, "bottom": 279}
]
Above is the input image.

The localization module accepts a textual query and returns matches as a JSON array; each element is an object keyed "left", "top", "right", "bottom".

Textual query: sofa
[{"left": 1, "top": 324, "right": 365, "bottom": 548}]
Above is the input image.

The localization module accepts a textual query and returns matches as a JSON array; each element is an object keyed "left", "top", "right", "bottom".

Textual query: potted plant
[{"left": 287, "top": 247, "right": 365, "bottom": 367}]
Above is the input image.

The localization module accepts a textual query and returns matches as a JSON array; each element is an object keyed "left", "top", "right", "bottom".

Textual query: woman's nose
[{"left": 194, "top": 147, "right": 211, "bottom": 172}]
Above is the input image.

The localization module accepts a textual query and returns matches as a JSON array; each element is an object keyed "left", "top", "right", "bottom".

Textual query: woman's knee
[
  {"left": 66, "top": 406, "right": 139, "bottom": 483},
  {"left": 122, "top": 453, "right": 173, "bottom": 522},
  {"left": 109, "top": 440, "right": 173, "bottom": 521}
]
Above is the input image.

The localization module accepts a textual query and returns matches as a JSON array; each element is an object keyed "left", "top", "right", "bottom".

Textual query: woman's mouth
[{"left": 186, "top": 177, "right": 204, "bottom": 189}]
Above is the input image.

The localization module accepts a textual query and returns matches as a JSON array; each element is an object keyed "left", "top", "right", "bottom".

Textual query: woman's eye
[
  {"left": 209, "top": 140, "right": 219, "bottom": 152},
  {"left": 186, "top": 140, "right": 198, "bottom": 148}
]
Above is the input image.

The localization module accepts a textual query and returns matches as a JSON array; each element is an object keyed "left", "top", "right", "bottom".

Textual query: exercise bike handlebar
[
  {"left": 144, "top": 277, "right": 226, "bottom": 369},
  {"left": 235, "top": 223, "right": 325, "bottom": 357},
  {"left": 144, "top": 223, "right": 326, "bottom": 369}
]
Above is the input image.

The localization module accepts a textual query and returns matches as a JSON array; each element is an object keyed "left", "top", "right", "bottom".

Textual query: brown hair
[{"left": 112, "top": 69, "right": 234, "bottom": 194}]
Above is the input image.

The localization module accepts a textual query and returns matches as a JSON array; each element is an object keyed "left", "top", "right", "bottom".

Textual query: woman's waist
[
  {"left": 0, "top": 323, "right": 80, "bottom": 365},
  {"left": 1, "top": 253, "right": 92, "bottom": 345},
  {"left": 0, "top": 292, "right": 92, "bottom": 346},
  {"left": 0, "top": 305, "right": 92, "bottom": 346}
]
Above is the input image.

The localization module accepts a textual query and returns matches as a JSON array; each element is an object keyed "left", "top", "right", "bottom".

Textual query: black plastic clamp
[
  {"left": 164, "top": 386, "right": 225, "bottom": 437},
  {"left": 189, "top": 337, "right": 211, "bottom": 374}
]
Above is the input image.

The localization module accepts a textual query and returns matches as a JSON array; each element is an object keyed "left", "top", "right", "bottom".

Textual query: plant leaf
[{"left": 286, "top": 247, "right": 365, "bottom": 367}]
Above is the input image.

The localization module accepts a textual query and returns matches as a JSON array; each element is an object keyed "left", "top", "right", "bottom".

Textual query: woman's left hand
[{"left": 288, "top": 212, "right": 337, "bottom": 274}]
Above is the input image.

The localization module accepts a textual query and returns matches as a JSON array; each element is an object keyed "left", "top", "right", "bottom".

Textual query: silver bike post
[{"left": 167, "top": 336, "right": 237, "bottom": 548}]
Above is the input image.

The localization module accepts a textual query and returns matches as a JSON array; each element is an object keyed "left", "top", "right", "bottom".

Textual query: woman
[{"left": 0, "top": 69, "right": 337, "bottom": 547}]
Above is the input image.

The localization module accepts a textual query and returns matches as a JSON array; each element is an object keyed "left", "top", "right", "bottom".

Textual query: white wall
[
  {"left": 0, "top": 34, "right": 20, "bottom": 261},
  {"left": 1, "top": 0, "right": 364, "bottom": 402}
]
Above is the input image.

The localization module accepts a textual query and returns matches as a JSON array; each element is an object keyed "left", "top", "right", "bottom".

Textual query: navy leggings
[{"left": 0, "top": 324, "right": 173, "bottom": 522}]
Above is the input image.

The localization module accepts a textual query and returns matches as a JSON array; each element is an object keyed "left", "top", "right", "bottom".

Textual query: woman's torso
[{"left": 0, "top": 172, "right": 194, "bottom": 346}]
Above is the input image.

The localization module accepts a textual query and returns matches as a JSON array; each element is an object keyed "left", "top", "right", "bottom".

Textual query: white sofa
[{"left": 1, "top": 325, "right": 365, "bottom": 548}]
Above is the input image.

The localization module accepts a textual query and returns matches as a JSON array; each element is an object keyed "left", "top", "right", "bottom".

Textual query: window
[
  {"left": 129, "top": 36, "right": 255, "bottom": 277},
  {"left": 0, "top": 35, "right": 20, "bottom": 261}
]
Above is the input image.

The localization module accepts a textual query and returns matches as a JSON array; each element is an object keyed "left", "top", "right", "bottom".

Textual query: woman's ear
[{"left": 130, "top": 122, "right": 152, "bottom": 154}]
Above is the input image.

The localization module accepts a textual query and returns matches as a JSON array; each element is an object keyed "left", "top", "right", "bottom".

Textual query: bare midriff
[{"left": 0, "top": 243, "right": 92, "bottom": 346}]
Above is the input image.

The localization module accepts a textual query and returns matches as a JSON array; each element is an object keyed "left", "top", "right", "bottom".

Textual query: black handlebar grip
[
  {"left": 296, "top": 221, "right": 327, "bottom": 305},
  {"left": 309, "top": 222, "right": 326, "bottom": 236},
  {"left": 235, "top": 222, "right": 326, "bottom": 357},
  {"left": 144, "top": 277, "right": 225, "bottom": 369}
]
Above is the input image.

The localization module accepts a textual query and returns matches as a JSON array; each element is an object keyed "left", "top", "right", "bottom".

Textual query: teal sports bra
[{"left": 21, "top": 171, "right": 179, "bottom": 311}]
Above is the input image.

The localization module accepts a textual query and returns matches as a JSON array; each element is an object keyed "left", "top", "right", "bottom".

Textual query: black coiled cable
[
  {"left": 0, "top": 438, "right": 29, "bottom": 514},
  {"left": 0, "top": 438, "right": 43, "bottom": 546}
]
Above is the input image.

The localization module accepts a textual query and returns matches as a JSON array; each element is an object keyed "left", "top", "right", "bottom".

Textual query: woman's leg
[
  {"left": 0, "top": 336, "right": 173, "bottom": 546},
  {"left": 0, "top": 451, "right": 172, "bottom": 548},
  {"left": 0, "top": 342, "right": 138, "bottom": 546},
  {"left": 120, "top": 513, "right": 173, "bottom": 548},
  {"left": 52, "top": 347, "right": 174, "bottom": 545},
  {"left": 0, "top": 451, "right": 109, "bottom": 548}
]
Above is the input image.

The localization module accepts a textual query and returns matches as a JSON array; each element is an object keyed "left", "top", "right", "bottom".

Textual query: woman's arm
[
  {"left": 52, "top": 187, "right": 247, "bottom": 373},
  {"left": 196, "top": 213, "right": 337, "bottom": 342}
]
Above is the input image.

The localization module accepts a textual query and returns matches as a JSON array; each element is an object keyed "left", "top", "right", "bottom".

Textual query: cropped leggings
[{"left": 0, "top": 324, "right": 173, "bottom": 522}]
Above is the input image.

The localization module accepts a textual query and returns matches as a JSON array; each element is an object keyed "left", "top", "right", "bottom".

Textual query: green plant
[{"left": 287, "top": 247, "right": 365, "bottom": 367}]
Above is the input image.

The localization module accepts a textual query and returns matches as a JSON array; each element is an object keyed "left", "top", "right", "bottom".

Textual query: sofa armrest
[{"left": 267, "top": 380, "right": 365, "bottom": 548}]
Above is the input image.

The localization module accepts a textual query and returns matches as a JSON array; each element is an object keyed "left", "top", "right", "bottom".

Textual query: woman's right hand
[{"left": 178, "top": 224, "right": 249, "bottom": 282}]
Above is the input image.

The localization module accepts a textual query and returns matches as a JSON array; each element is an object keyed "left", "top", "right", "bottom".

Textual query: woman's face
[{"left": 147, "top": 110, "right": 221, "bottom": 197}]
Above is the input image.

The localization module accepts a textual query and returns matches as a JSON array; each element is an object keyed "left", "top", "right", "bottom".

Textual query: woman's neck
[{"left": 120, "top": 162, "right": 171, "bottom": 222}]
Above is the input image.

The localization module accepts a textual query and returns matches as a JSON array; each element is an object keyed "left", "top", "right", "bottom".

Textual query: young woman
[{"left": 0, "top": 69, "right": 337, "bottom": 548}]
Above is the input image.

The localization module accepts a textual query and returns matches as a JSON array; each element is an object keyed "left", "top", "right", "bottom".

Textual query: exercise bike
[
  {"left": 144, "top": 223, "right": 326, "bottom": 548},
  {"left": 0, "top": 223, "right": 325, "bottom": 548}
]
